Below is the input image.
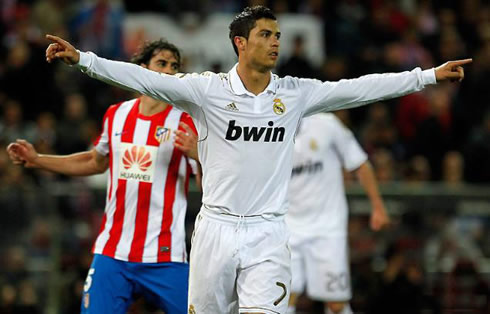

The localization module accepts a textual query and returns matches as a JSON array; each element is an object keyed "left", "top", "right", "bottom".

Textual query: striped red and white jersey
[{"left": 92, "top": 98, "right": 197, "bottom": 263}]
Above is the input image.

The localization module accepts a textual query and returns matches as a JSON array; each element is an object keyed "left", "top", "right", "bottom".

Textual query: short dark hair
[
  {"left": 130, "top": 39, "right": 181, "bottom": 69},
  {"left": 228, "top": 6, "right": 277, "bottom": 56}
]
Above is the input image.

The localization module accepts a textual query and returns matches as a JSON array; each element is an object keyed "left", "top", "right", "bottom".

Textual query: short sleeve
[
  {"left": 330, "top": 115, "right": 368, "bottom": 171},
  {"left": 93, "top": 107, "right": 114, "bottom": 156}
]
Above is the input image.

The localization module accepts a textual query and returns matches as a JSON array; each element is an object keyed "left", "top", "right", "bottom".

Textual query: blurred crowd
[{"left": 0, "top": 0, "right": 489, "bottom": 313}]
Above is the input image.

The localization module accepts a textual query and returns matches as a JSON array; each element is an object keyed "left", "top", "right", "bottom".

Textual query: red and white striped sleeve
[{"left": 93, "top": 104, "right": 118, "bottom": 156}]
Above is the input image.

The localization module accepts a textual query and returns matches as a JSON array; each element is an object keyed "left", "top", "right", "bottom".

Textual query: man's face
[
  {"left": 241, "top": 18, "right": 280, "bottom": 71},
  {"left": 145, "top": 49, "right": 179, "bottom": 75}
]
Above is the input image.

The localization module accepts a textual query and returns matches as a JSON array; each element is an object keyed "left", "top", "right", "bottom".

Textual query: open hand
[{"left": 45, "top": 34, "right": 80, "bottom": 65}]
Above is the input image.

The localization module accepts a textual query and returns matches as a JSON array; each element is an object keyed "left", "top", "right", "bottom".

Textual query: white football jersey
[
  {"left": 286, "top": 113, "right": 367, "bottom": 236},
  {"left": 77, "top": 52, "right": 436, "bottom": 217}
]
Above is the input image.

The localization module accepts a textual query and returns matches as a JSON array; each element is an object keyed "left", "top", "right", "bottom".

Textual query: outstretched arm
[
  {"left": 353, "top": 161, "right": 390, "bottom": 231},
  {"left": 303, "top": 59, "right": 472, "bottom": 116},
  {"left": 7, "top": 139, "right": 109, "bottom": 176},
  {"left": 45, "top": 35, "right": 205, "bottom": 113}
]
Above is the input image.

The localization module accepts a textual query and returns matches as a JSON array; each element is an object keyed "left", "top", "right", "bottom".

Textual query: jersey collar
[{"left": 228, "top": 63, "right": 277, "bottom": 96}]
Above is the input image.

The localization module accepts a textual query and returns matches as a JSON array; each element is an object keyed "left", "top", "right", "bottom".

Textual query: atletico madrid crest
[{"left": 155, "top": 126, "right": 171, "bottom": 143}]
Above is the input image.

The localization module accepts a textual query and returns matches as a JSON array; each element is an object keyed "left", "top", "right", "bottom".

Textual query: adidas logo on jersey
[
  {"left": 225, "top": 102, "right": 239, "bottom": 112},
  {"left": 225, "top": 120, "right": 285, "bottom": 142}
]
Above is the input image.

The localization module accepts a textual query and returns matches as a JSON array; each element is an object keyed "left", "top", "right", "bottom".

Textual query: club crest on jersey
[
  {"left": 310, "top": 139, "right": 318, "bottom": 151},
  {"left": 188, "top": 304, "right": 196, "bottom": 314},
  {"left": 273, "top": 98, "right": 286, "bottom": 115},
  {"left": 118, "top": 143, "right": 157, "bottom": 182},
  {"left": 155, "top": 126, "right": 171, "bottom": 143}
]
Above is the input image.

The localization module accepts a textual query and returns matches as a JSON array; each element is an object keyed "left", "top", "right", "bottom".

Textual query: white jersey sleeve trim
[{"left": 421, "top": 68, "right": 437, "bottom": 85}]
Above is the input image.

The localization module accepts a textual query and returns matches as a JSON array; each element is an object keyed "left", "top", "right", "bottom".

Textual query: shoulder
[
  {"left": 275, "top": 75, "right": 324, "bottom": 91},
  {"left": 173, "top": 71, "right": 223, "bottom": 90},
  {"left": 306, "top": 112, "right": 333, "bottom": 124},
  {"left": 103, "top": 98, "right": 137, "bottom": 119},
  {"left": 275, "top": 75, "right": 301, "bottom": 89},
  {"left": 174, "top": 71, "right": 223, "bottom": 80},
  {"left": 312, "top": 113, "right": 347, "bottom": 133}
]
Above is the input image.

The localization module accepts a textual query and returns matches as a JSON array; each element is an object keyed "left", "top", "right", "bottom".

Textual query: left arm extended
[{"left": 302, "top": 59, "right": 472, "bottom": 116}]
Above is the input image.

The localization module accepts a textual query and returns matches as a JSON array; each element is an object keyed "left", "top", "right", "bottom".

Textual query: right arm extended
[
  {"left": 45, "top": 35, "right": 206, "bottom": 113},
  {"left": 7, "top": 139, "right": 108, "bottom": 176}
]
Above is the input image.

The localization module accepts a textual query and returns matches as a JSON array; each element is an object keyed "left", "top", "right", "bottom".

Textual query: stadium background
[{"left": 0, "top": 0, "right": 488, "bottom": 313}]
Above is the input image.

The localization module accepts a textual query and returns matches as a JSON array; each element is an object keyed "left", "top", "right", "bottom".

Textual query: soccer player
[
  {"left": 286, "top": 113, "right": 390, "bottom": 314},
  {"left": 44, "top": 6, "right": 470, "bottom": 314},
  {"left": 7, "top": 39, "right": 198, "bottom": 314}
]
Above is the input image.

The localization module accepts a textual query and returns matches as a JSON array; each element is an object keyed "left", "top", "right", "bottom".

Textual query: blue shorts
[{"left": 80, "top": 254, "right": 189, "bottom": 314}]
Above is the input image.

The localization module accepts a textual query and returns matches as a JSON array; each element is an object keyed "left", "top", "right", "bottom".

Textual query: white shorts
[
  {"left": 188, "top": 207, "right": 291, "bottom": 314},
  {"left": 289, "top": 234, "right": 351, "bottom": 302}
]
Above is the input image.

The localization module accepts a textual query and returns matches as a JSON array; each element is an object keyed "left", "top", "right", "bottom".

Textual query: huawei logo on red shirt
[{"left": 122, "top": 146, "right": 152, "bottom": 171}]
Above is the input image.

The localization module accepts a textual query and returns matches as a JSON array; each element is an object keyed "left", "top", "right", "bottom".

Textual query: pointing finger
[
  {"left": 448, "top": 58, "right": 473, "bottom": 67},
  {"left": 45, "top": 34, "right": 69, "bottom": 47}
]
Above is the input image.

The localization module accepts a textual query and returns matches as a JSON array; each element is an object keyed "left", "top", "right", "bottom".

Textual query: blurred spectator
[
  {"left": 33, "top": 112, "right": 57, "bottom": 153},
  {"left": 361, "top": 102, "right": 399, "bottom": 158},
  {"left": 32, "top": 0, "right": 67, "bottom": 36},
  {"left": 320, "top": 55, "right": 348, "bottom": 81},
  {"left": 70, "top": 0, "right": 125, "bottom": 60},
  {"left": 440, "top": 259, "right": 490, "bottom": 313},
  {"left": 398, "top": 27, "right": 434, "bottom": 70},
  {"left": 436, "top": 27, "right": 466, "bottom": 64},
  {"left": 464, "top": 111, "right": 490, "bottom": 182},
  {"left": 367, "top": 243, "right": 440, "bottom": 314},
  {"left": 396, "top": 92, "right": 430, "bottom": 144},
  {"left": 278, "top": 34, "right": 317, "bottom": 78},
  {"left": 442, "top": 151, "right": 464, "bottom": 185},
  {"left": 405, "top": 155, "right": 431, "bottom": 183},
  {"left": 0, "top": 99, "right": 36, "bottom": 144},
  {"left": 412, "top": 86, "right": 453, "bottom": 180},
  {"left": 324, "top": 0, "right": 365, "bottom": 57},
  {"left": 56, "top": 93, "right": 93, "bottom": 155},
  {"left": 371, "top": 149, "right": 396, "bottom": 182}
]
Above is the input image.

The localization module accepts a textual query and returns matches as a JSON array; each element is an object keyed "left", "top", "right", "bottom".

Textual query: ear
[
  {"left": 234, "top": 36, "right": 246, "bottom": 53},
  {"left": 140, "top": 63, "right": 148, "bottom": 69}
]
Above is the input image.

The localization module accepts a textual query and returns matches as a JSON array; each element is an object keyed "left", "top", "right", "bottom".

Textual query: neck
[
  {"left": 236, "top": 61, "right": 271, "bottom": 95},
  {"left": 139, "top": 95, "right": 168, "bottom": 116}
]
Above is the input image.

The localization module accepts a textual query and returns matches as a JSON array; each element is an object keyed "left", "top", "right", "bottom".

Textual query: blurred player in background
[
  {"left": 286, "top": 113, "right": 390, "bottom": 314},
  {"left": 44, "top": 4, "right": 470, "bottom": 313},
  {"left": 7, "top": 39, "right": 199, "bottom": 314}
]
